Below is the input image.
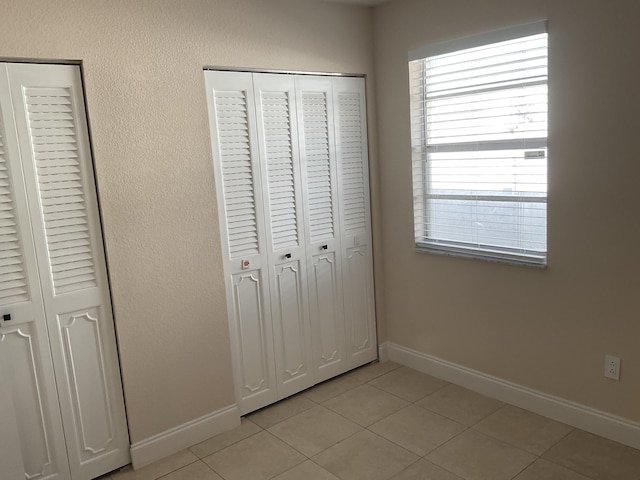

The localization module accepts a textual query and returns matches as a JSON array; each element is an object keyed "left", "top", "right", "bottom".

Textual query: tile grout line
[
  {"left": 364, "top": 407, "right": 468, "bottom": 458},
  {"left": 300, "top": 368, "right": 479, "bottom": 470},
  {"left": 197, "top": 458, "right": 227, "bottom": 480},
  {"left": 214, "top": 362, "right": 409, "bottom": 474},
  {"left": 537, "top": 425, "right": 574, "bottom": 456},
  {"left": 262, "top": 428, "right": 314, "bottom": 460},
  {"left": 506, "top": 449, "right": 538, "bottom": 480},
  {"left": 534, "top": 428, "right": 605, "bottom": 480},
  {"left": 203, "top": 366, "right": 527, "bottom": 477},
  {"left": 191, "top": 421, "right": 266, "bottom": 460}
]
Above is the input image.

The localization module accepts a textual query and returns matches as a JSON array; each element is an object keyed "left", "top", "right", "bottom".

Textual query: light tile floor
[{"left": 105, "top": 362, "right": 640, "bottom": 480}]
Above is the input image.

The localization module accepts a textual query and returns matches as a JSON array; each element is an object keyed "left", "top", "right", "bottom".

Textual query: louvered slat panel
[
  {"left": 302, "top": 92, "right": 334, "bottom": 242},
  {"left": 0, "top": 116, "right": 30, "bottom": 306},
  {"left": 338, "top": 93, "right": 366, "bottom": 234},
  {"left": 215, "top": 91, "right": 260, "bottom": 258},
  {"left": 262, "top": 91, "right": 298, "bottom": 251},
  {"left": 24, "top": 87, "right": 97, "bottom": 295}
]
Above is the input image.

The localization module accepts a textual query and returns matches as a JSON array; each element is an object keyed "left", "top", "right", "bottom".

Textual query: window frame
[{"left": 409, "top": 21, "right": 549, "bottom": 266}]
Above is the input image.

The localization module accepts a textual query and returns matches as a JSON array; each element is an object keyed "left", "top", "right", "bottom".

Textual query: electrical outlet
[{"left": 604, "top": 355, "right": 620, "bottom": 380}]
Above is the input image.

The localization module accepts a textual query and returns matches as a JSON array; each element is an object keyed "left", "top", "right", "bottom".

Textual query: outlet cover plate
[{"left": 604, "top": 355, "right": 620, "bottom": 380}]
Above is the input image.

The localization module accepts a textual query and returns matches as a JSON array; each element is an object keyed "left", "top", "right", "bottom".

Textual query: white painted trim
[
  {"left": 387, "top": 342, "right": 640, "bottom": 450},
  {"left": 130, "top": 404, "right": 240, "bottom": 469},
  {"left": 377, "top": 342, "right": 389, "bottom": 363}
]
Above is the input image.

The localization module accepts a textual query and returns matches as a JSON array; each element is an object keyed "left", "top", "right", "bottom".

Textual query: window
[{"left": 409, "top": 22, "right": 548, "bottom": 265}]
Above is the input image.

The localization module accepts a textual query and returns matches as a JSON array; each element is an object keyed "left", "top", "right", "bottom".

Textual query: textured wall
[
  {"left": 374, "top": 0, "right": 640, "bottom": 422},
  {"left": 0, "top": 0, "right": 378, "bottom": 442}
]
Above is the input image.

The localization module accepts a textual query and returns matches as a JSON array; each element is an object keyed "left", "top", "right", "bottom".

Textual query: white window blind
[{"left": 409, "top": 24, "right": 548, "bottom": 265}]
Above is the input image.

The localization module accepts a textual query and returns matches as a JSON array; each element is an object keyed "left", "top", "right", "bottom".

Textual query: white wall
[
  {"left": 0, "top": 0, "right": 379, "bottom": 443},
  {"left": 374, "top": 0, "right": 640, "bottom": 423}
]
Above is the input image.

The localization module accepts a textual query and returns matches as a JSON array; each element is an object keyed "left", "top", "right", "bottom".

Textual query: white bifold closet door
[
  {"left": 253, "top": 74, "right": 316, "bottom": 399},
  {"left": 295, "top": 76, "right": 347, "bottom": 383},
  {"left": 205, "top": 71, "right": 278, "bottom": 414},
  {"left": 334, "top": 78, "right": 377, "bottom": 368},
  {"left": 206, "top": 70, "right": 376, "bottom": 415},
  {"left": 0, "top": 63, "right": 129, "bottom": 480}
]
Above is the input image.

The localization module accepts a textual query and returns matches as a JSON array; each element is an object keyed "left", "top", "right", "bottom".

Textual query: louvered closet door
[
  {"left": 205, "top": 71, "right": 277, "bottom": 414},
  {"left": 295, "top": 76, "right": 347, "bottom": 383},
  {"left": 253, "top": 74, "right": 314, "bottom": 398},
  {"left": 6, "top": 63, "right": 130, "bottom": 480},
  {"left": 333, "top": 77, "right": 377, "bottom": 368},
  {"left": 0, "top": 64, "right": 72, "bottom": 480}
]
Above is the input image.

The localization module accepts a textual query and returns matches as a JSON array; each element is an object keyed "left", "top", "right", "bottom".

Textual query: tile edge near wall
[
  {"left": 129, "top": 404, "right": 240, "bottom": 469},
  {"left": 379, "top": 342, "right": 640, "bottom": 450}
]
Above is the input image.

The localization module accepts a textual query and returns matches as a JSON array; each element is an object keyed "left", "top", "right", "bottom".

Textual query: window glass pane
[
  {"left": 409, "top": 27, "right": 548, "bottom": 264},
  {"left": 428, "top": 198, "right": 546, "bottom": 252},
  {"left": 427, "top": 85, "right": 547, "bottom": 144},
  {"left": 428, "top": 149, "right": 547, "bottom": 195}
]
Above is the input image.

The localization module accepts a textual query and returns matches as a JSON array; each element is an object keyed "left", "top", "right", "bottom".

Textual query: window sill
[{"left": 415, "top": 242, "right": 547, "bottom": 269}]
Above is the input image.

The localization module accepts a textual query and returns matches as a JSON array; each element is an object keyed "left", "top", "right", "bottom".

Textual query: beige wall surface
[
  {"left": 0, "top": 0, "right": 378, "bottom": 442},
  {"left": 374, "top": 0, "right": 640, "bottom": 422}
]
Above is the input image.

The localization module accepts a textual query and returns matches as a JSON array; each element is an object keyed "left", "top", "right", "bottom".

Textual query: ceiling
[{"left": 322, "top": 0, "right": 390, "bottom": 6}]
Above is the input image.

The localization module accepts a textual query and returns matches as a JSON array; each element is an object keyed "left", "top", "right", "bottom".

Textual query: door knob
[
  {"left": 321, "top": 245, "right": 328, "bottom": 250},
  {"left": 2, "top": 314, "right": 11, "bottom": 322},
  {"left": 285, "top": 253, "right": 292, "bottom": 259}
]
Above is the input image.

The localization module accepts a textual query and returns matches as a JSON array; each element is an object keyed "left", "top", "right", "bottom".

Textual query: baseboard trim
[
  {"left": 130, "top": 404, "right": 240, "bottom": 469},
  {"left": 378, "top": 341, "right": 390, "bottom": 362},
  {"left": 387, "top": 342, "right": 640, "bottom": 450}
]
